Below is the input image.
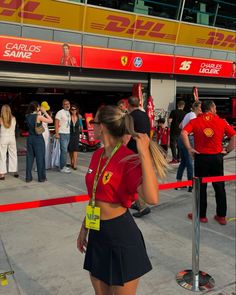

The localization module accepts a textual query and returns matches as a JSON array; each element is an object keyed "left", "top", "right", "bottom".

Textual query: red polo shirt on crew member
[{"left": 183, "top": 112, "right": 236, "bottom": 154}]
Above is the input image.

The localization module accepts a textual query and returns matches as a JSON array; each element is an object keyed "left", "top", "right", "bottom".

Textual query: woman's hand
[
  {"left": 77, "top": 224, "right": 88, "bottom": 254},
  {"left": 134, "top": 133, "right": 150, "bottom": 156}
]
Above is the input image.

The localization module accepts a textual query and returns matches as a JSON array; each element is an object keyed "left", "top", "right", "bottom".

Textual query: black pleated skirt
[{"left": 83, "top": 210, "right": 152, "bottom": 286}]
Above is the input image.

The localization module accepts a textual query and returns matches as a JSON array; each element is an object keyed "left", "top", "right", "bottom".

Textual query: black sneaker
[
  {"left": 188, "top": 186, "right": 193, "bottom": 193},
  {"left": 130, "top": 203, "right": 140, "bottom": 211},
  {"left": 133, "top": 207, "right": 151, "bottom": 218}
]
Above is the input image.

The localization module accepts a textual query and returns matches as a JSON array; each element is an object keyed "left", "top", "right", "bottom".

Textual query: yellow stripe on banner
[
  {"left": 0, "top": 1, "right": 235, "bottom": 51},
  {"left": 0, "top": 0, "right": 84, "bottom": 31}
]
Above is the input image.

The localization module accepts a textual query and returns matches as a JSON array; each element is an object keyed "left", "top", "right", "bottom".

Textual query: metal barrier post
[
  {"left": 192, "top": 177, "right": 200, "bottom": 291},
  {"left": 176, "top": 177, "right": 215, "bottom": 292}
]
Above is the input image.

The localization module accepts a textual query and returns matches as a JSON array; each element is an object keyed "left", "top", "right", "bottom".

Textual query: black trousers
[
  {"left": 194, "top": 154, "right": 226, "bottom": 218},
  {"left": 170, "top": 132, "right": 180, "bottom": 160}
]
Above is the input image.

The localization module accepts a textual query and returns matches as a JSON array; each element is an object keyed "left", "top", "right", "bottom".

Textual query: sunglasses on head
[{"left": 71, "top": 108, "right": 77, "bottom": 111}]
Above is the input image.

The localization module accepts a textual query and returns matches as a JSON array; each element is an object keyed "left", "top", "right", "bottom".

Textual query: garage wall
[{"left": 150, "top": 77, "right": 176, "bottom": 112}]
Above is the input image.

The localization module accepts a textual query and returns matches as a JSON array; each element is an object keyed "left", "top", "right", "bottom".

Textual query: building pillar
[{"left": 150, "top": 76, "right": 176, "bottom": 113}]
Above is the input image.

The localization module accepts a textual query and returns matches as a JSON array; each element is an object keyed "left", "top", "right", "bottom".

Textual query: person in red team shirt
[
  {"left": 77, "top": 105, "right": 167, "bottom": 294},
  {"left": 181, "top": 100, "right": 236, "bottom": 225},
  {"left": 60, "top": 43, "right": 77, "bottom": 67},
  {"left": 156, "top": 118, "right": 169, "bottom": 157}
]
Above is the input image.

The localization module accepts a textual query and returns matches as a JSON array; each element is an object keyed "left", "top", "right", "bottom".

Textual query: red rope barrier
[
  {"left": 202, "top": 174, "right": 236, "bottom": 183},
  {"left": 159, "top": 180, "right": 192, "bottom": 190},
  {"left": 0, "top": 195, "right": 89, "bottom": 213},
  {"left": 0, "top": 175, "right": 235, "bottom": 213}
]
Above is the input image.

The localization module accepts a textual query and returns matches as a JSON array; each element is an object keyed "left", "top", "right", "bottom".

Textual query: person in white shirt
[
  {"left": 0, "top": 105, "right": 18, "bottom": 180},
  {"left": 55, "top": 99, "right": 71, "bottom": 173},
  {"left": 176, "top": 101, "right": 202, "bottom": 192}
]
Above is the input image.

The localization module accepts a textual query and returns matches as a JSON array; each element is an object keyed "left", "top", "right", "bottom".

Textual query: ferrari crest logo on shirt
[
  {"left": 203, "top": 128, "right": 214, "bottom": 137},
  {"left": 102, "top": 171, "right": 113, "bottom": 184},
  {"left": 204, "top": 115, "right": 212, "bottom": 121},
  {"left": 121, "top": 56, "right": 128, "bottom": 66}
]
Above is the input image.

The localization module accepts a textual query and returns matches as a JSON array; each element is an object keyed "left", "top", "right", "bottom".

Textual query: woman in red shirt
[{"left": 77, "top": 105, "right": 167, "bottom": 295}]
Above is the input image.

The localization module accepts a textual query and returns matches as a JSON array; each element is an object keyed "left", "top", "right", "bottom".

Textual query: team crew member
[
  {"left": 181, "top": 100, "right": 236, "bottom": 225},
  {"left": 77, "top": 105, "right": 167, "bottom": 295}
]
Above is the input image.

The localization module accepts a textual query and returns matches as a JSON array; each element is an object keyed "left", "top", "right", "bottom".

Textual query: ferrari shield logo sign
[
  {"left": 102, "top": 171, "right": 113, "bottom": 184},
  {"left": 121, "top": 56, "right": 128, "bottom": 66}
]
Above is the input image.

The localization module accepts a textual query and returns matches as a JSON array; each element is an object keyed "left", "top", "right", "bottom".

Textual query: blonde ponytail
[
  {"left": 123, "top": 112, "right": 168, "bottom": 178},
  {"left": 149, "top": 140, "right": 168, "bottom": 179},
  {"left": 97, "top": 105, "right": 168, "bottom": 178}
]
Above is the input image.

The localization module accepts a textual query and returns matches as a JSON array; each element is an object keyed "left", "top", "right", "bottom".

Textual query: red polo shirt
[{"left": 183, "top": 112, "right": 236, "bottom": 154}]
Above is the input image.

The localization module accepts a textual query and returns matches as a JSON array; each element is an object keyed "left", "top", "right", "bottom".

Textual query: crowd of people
[
  {"left": 0, "top": 99, "right": 84, "bottom": 182},
  {"left": 0, "top": 96, "right": 235, "bottom": 294}
]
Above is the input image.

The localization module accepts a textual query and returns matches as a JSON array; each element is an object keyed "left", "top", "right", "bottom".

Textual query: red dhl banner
[
  {"left": 0, "top": 36, "right": 81, "bottom": 67},
  {"left": 82, "top": 46, "right": 174, "bottom": 73},
  {"left": 174, "top": 56, "right": 234, "bottom": 78}
]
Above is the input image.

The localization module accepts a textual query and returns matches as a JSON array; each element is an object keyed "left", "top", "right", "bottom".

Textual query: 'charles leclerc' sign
[
  {"left": 174, "top": 57, "right": 234, "bottom": 78},
  {"left": 0, "top": 36, "right": 81, "bottom": 67}
]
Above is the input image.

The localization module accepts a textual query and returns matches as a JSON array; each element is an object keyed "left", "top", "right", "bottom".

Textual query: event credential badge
[{"left": 85, "top": 205, "right": 100, "bottom": 231}]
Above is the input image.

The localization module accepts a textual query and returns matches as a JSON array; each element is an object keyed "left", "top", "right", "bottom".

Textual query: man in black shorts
[{"left": 127, "top": 96, "right": 151, "bottom": 218}]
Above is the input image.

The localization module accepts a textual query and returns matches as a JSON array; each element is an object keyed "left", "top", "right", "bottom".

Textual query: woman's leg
[
  {"left": 26, "top": 138, "right": 34, "bottom": 181},
  {"left": 0, "top": 144, "right": 7, "bottom": 175},
  {"left": 69, "top": 152, "right": 73, "bottom": 167},
  {"left": 35, "top": 137, "right": 46, "bottom": 181},
  {"left": 8, "top": 139, "right": 18, "bottom": 173},
  {"left": 90, "top": 275, "right": 114, "bottom": 295},
  {"left": 73, "top": 151, "right": 78, "bottom": 168},
  {"left": 113, "top": 278, "right": 139, "bottom": 295}
]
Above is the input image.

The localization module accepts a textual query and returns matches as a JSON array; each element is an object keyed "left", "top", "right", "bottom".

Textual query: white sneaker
[{"left": 60, "top": 167, "right": 71, "bottom": 173}]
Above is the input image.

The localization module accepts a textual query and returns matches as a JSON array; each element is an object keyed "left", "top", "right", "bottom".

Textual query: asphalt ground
[{"left": 0, "top": 138, "right": 235, "bottom": 295}]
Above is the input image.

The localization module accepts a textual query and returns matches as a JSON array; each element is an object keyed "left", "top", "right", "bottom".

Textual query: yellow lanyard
[{"left": 91, "top": 142, "right": 121, "bottom": 207}]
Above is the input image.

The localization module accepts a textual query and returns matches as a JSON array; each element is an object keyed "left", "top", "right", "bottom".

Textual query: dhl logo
[
  {"left": 91, "top": 15, "right": 236, "bottom": 49},
  {"left": 90, "top": 15, "right": 176, "bottom": 41},
  {"left": 205, "top": 31, "right": 236, "bottom": 48},
  {"left": 0, "top": 0, "right": 60, "bottom": 23}
]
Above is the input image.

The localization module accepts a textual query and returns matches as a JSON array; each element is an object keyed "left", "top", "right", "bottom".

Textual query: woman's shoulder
[
  {"left": 91, "top": 147, "right": 104, "bottom": 159},
  {"left": 116, "top": 145, "right": 139, "bottom": 164}
]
